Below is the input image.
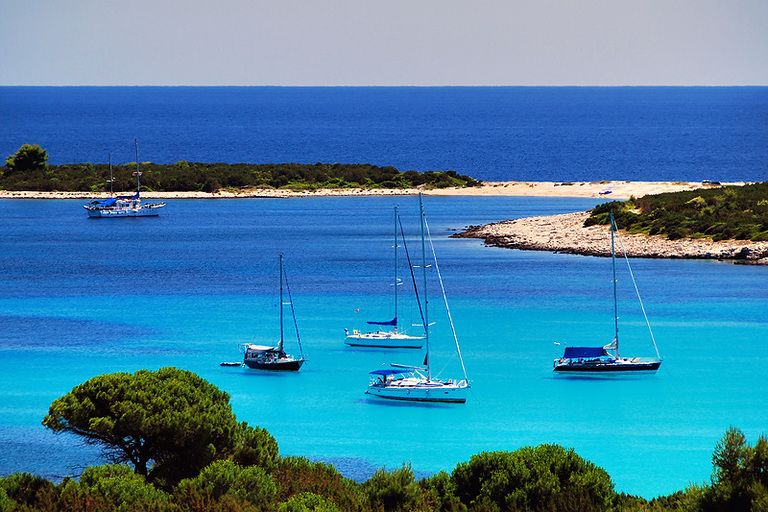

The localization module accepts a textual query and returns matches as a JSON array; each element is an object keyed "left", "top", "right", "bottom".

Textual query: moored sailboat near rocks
[{"left": 553, "top": 212, "right": 662, "bottom": 375}]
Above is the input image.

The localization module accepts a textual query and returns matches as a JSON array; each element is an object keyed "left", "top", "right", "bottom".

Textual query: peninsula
[
  {"left": 455, "top": 180, "right": 768, "bottom": 264},
  {"left": 455, "top": 211, "right": 768, "bottom": 264}
]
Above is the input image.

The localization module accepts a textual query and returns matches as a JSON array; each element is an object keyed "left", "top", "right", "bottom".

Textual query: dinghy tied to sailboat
[{"left": 239, "top": 253, "right": 306, "bottom": 371}]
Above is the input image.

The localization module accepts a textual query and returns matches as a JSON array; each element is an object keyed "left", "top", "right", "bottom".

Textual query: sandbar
[{"left": 0, "top": 180, "right": 741, "bottom": 200}]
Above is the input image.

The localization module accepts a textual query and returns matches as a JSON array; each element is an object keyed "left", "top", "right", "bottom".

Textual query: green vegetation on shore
[
  {"left": 2, "top": 368, "right": 767, "bottom": 511},
  {"left": 1, "top": 144, "right": 481, "bottom": 193},
  {"left": 586, "top": 182, "right": 768, "bottom": 241}
]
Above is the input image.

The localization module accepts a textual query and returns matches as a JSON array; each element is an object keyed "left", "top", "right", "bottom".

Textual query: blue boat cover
[
  {"left": 563, "top": 346, "right": 606, "bottom": 359},
  {"left": 117, "top": 192, "right": 140, "bottom": 199},
  {"left": 367, "top": 316, "right": 397, "bottom": 326},
  {"left": 369, "top": 369, "right": 410, "bottom": 376},
  {"left": 92, "top": 198, "right": 117, "bottom": 207}
]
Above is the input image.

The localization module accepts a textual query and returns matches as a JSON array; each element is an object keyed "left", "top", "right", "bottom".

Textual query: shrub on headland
[
  {"left": 3, "top": 369, "right": 767, "bottom": 511},
  {"left": 585, "top": 182, "right": 768, "bottom": 242}
]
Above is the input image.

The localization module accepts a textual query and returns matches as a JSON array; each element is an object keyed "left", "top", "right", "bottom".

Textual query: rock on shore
[{"left": 454, "top": 211, "right": 768, "bottom": 264}]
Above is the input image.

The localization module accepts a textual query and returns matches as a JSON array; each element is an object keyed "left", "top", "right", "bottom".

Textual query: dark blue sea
[
  {"left": 1, "top": 86, "right": 767, "bottom": 182},
  {"left": 1, "top": 87, "right": 768, "bottom": 499}
]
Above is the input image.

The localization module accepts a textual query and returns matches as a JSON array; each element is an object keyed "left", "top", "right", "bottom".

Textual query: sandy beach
[{"left": 0, "top": 180, "right": 740, "bottom": 200}]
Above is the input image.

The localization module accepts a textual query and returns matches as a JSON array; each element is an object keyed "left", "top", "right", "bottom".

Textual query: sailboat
[
  {"left": 84, "top": 139, "right": 166, "bottom": 217},
  {"left": 345, "top": 205, "right": 425, "bottom": 349},
  {"left": 366, "top": 194, "right": 470, "bottom": 403},
  {"left": 553, "top": 212, "right": 662, "bottom": 374},
  {"left": 240, "top": 253, "right": 306, "bottom": 371}
]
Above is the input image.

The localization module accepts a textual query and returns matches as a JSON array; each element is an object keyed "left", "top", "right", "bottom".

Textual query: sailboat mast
[
  {"left": 134, "top": 139, "right": 141, "bottom": 195},
  {"left": 611, "top": 212, "right": 620, "bottom": 357},
  {"left": 279, "top": 253, "right": 284, "bottom": 352},
  {"left": 419, "top": 194, "right": 431, "bottom": 381},
  {"left": 108, "top": 152, "right": 113, "bottom": 195},
  {"left": 394, "top": 205, "right": 399, "bottom": 333}
]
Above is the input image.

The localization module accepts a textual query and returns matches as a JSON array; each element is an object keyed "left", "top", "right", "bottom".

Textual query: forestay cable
[
  {"left": 422, "top": 215, "right": 469, "bottom": 381},
  {"left": 614, "top": 226, "right": 662, "bottom": 360}
]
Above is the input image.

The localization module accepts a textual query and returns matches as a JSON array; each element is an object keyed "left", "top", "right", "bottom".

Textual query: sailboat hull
[
  {"left": 553, "top": 359, "right": 661, "bottom": 374},
  {"left": 366, "top": 379, "right": 469, "bottom": 403},
  {"left": 243, "top": 358, "right": 305, "bottom": 371},
  {"left": 345, "top": 331, "right": 424, "bottom": 349},
  {"left": 85, "top": 204, "right": 165, "bottom": 217}
]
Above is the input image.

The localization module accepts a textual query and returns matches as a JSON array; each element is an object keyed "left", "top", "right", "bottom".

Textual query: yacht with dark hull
[
  {"left": 239, "top": 254, "right": 305, "bottom": 372},
  {"left": 553, "top": 213, "right": 662, "bottom": 375},
  {"left": 553, "top": 345, "right": 661, "bottom": 374}
]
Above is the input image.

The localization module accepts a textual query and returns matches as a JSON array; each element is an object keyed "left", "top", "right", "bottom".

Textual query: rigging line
[
  {"left": 282, "top": 263, "right": 304, "bottom": 356},
  {"left": 397, "top": 216, "right": 426, "bottom": 333},
  {"left": 107, "top": 139, "right": 141, "bottom": 163},
  {"left": 614, "top": 225, "right": 662, "bottom": 360},
  {"left": 422, "top": 215, "right": 469, "bottom": 381}
]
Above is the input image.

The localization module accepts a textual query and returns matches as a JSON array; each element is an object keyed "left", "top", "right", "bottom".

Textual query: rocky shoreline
[{"left": 454, "top": 211, "right": 768, "bottom": 264}]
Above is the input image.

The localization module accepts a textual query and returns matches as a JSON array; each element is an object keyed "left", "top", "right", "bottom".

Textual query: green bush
[
  {"left": 278, "top": 492, "right": 341, "bottom": 512},
  {"left": 231, "top": 423, "right": 280, "bottom": 473},
  {"left": 4, "top": 144, "right": 49, "bottom": 175},
  {"left": 361, "top": 464, "right": 425, "bottom": 512},
  {"left": 274, "top": 457, "right": 366, "bottom": 512},
  {"left": 586, "top": 182, "right": 768, "bottom": 242},
  {"left": 420, "top": 471, "right": 466, "bottom": 512},
  {"left": 174, "top": 459, "right": 275, "bottom": 512},
  {"left": 67, "top": 464, "right": 172, "bottom": 512},
  {"left": 0, "top": 472, "right": 58, "bottom": 510},
  {"left": 451, "top": 445, "right": 615, "bottom": 512},
  {"left": 0, "top": 488, "right": 13, "bottom": 512}
]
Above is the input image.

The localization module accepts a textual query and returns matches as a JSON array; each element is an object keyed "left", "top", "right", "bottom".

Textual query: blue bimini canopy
[
  {"left": 369, "top": 369, "right": 410, "bottom": 376},
  {"left": 563, "top": 346, "right": 606, "bottom": 359},
  {"left": 367, "top": 316, "right": 397, "bottom": 326}
]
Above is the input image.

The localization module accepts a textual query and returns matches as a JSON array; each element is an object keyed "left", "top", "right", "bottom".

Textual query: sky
[{"left": 1, "top": 0, "right": 767, "bottom": 86}]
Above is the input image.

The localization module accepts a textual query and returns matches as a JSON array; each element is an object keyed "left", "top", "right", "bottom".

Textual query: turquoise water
[{"left": 1, "top": 196, "right": 767, "bottom": 499}]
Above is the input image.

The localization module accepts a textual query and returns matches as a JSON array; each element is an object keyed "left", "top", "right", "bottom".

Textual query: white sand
[{"left": 0, "top": 180, "right": 741, "bottom": 200}]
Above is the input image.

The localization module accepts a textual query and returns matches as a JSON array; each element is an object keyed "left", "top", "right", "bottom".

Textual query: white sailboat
[
  {"left": 366, "top": 194, "right": 470, "bottom": 403},
  {"left": 239, "top": 253, "right": 306, "bottom": 371},
  {"left": 84, "top": 139, "right": 166, "bottom": 218},
  {"left": 553, "top": 212, "right": 662, "bottom": 374},
  {"left": 345, "top": 205, "right": 425, "bottom": 349}
]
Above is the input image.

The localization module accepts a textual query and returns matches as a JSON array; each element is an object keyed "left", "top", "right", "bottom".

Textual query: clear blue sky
[{"left": 2, "top": 0, "right": 766, "bottom": 86}]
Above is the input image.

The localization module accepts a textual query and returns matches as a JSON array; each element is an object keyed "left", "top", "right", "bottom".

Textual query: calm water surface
[
  {"left": 2, "top": 86, "right": 766, "bottom": 182},
  {"left": 1, "top": 196, "right": 767, "bottom": 499}
]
